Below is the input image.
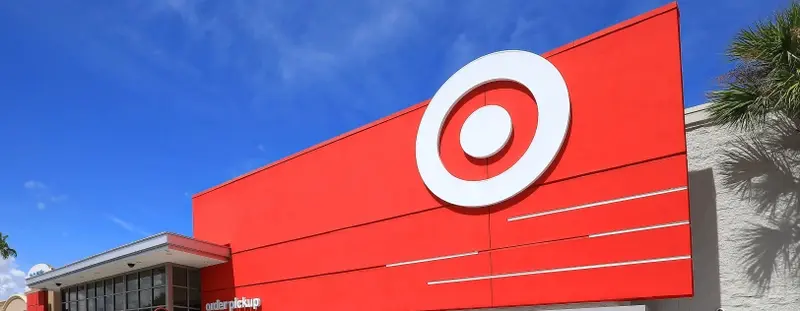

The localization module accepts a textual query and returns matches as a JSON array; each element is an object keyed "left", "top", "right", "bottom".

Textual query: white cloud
[
  {"left": 142, "top": 0, "right": 431, "bottom": 92},
  {"left": 23, "top": 180, "right": 47, "bottom": 190},
  {"left": 443, "top": 33, "right": 478, "bottom": 77},
  {"left": 0, "top": 257, "right": 28, "bottom": 300},
  {"left": 108, "top": 215, "right": 150, "bottom": 236},
  {"left": 23, "top": 180, "right": 68, "bottom": 210}
]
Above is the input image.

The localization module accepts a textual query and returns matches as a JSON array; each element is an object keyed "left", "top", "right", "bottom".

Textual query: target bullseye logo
[{"left": 415, "top": 50, "right": 571, "bottom": 208}]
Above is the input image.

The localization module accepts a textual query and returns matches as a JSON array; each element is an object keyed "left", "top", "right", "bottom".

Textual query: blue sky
[{"left": 0, "top": 0, "right": 791, "bottom": 298}]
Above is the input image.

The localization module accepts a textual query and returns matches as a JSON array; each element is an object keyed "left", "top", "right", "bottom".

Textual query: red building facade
[{"left": 192, "top": 2, "right": 692, "bottom": 310}]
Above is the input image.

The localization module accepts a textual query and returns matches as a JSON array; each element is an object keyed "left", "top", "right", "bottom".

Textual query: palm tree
[
  {"left": 710, "top": 1, "right": 800, "bottom": 293},
  {"left": 707, "top": 1, "right": 800, "bottom": 129},
  {"left": 0, "top": 232, "right": 17, "bottom": 259}
]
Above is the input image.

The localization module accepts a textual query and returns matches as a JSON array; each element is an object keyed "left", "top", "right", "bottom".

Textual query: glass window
[
  {"left": 152, "top": 288, "right": 165, "bottom": 307},
  {"left": 188, "top": 270, "right": 200, "bottom": 290},
  {"left": 114, "top": 294, "right": 124, "bottom": 311},
  {"left": 173, "top": 267, "right": 187, "bottom": 287},
  {"left": 95, "top": 282, "right": 104, "bottom": 296},
  {"left": 126, "top": 292, "right": 138, "bottom": 309},
  {"left": 78, "top": 285, "right": 86, "bottom": 300},
  {"left": 51, "top": 267, "right": 168, "bottom": 311},
  {"left": 139, "top": 271, "right": 152, "bottom": 289},
  {"left": 126, "top": 273, "right": 138, "bottom": 291},
  {"left": 105, "top": 294, "right": 114, "bottom": 311},
  {"left": 114, "top": 277, "right": 124, "bottom": 294},
  {"left": 189, "top": 288, "right": 200, "bottom": 309},
  {"left": 175, "top": 307, "right": 187, "bottom": 311},
  {"left": 139, "top": 290, "right": 152, "bottom": 308},
  {"left": 152, "top": 268, "right": 165, "bottom": 287},
  {"left": 173, "top": 287, "right": 187, "bottom": 307}
]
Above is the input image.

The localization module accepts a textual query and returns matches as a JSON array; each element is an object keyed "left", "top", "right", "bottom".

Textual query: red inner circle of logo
[{"left": 439, "top": 81, "right": 539, "bottom": 181}]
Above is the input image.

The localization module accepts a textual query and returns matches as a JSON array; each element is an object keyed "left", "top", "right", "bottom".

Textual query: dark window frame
[
  {"left": 170, "top": 265, "right": 201, "bottom": 311},
  {"left": 59, "top": 266, "right": 172, "bottom": 311}
]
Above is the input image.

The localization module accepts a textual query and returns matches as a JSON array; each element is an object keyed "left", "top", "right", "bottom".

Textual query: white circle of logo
[{"left": 415, "top": 50, "right": 570, "bottom": 208}]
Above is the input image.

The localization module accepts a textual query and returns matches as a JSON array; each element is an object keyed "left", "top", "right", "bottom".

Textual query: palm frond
[
  {"left": 708, "top": 1, "right": 800, "bottom": 128},
  {"left": 739, "top": 218, "right": 800, "bottom": 294},
  {"left": 720, "top": 136, "right": 799, "bottom": 218},
  {"left": 0, "top": 233, "right": 16, "bottom": 259}
]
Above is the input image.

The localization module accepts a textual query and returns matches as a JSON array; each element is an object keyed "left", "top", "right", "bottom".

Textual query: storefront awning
[{"left": 26, "top": 232, "right": 230, "bottom": 291}]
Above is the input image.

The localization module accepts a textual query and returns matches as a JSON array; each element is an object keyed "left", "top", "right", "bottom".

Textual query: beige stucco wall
[
  {"left": 48, "top": 291, "right": 60, "bottom": 311},
  {"left": 643, "top": 108, "right": 800, "bottom": 311},
  {"left": 1, "top": 295, "right": 27, "bottom": 311}
]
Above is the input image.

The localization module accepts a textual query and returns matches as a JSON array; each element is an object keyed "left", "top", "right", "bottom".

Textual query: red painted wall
[
  {"left": 26, "top": 291, "right": 48, "bottom": 311},
  {"left": 194, "top": 2, "right": 691, "bottom": 310}
]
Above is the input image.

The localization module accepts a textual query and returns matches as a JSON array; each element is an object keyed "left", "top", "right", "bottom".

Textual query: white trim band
[
  {"left": 386, "top": 251, "right": 479, "bottom": 268},
  {"left": 26, "top": 232, "right": 230, "bottom": 287},
  {"left": 589, "top": 221, "right": 690, "bottom": 238},
  {"left": 507, "top": 187, "right": 688, "bottom": 222},
  {"left": 427, "top": 255, "right": 691, "bottom": 285}
]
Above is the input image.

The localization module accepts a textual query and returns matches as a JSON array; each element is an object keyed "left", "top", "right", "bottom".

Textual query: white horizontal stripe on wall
[
  {"left": 385, "top": 251, "right": 479, "bottom": 268},
  {"left": 427, "top": 255, "right": 691, "bottom": 285},
  {"left": 507, "top": 187, "right": 688, "bottom": 222},
  {"left": 589, "top": 221, "right": 690, "bottom": 238}
]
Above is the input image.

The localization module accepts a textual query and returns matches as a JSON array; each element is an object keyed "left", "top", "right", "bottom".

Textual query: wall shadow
[
  {"left": 644, "top": 168, "right": 722, "bottom": 311},
  {"left": 717, "top": 117, "right": 800, "bottom": 294}
]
